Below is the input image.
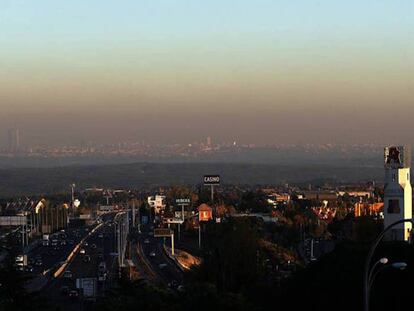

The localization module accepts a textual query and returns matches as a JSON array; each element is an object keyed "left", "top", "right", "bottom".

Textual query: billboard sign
[
  {"left": 154, "top": 228, "right": 173, "bottom": 237},
  {"left": 176, "top": 198, "right": 191, "bottom": 205},
  {"left": 385, "top": 146, "right": 411, "bottom": 169},
  {"left": 199, "top": 210, "right": 212, "bottom": 222},
  {"left": 0, "top": 216, "right": 27, "bottom": 226},
  {"left": 203, "top": 175, "right": 220, "bottom": 185},
  {"left": 166, "top": 218, "right": 184, "bottom": 224},
  {"left": 198, "top": 205, "right": 213, "bottom": 222}
]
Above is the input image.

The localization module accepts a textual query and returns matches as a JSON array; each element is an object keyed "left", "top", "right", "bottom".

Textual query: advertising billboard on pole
[{"left": 203, "top": 175, "right": 220, "bottom": 185}]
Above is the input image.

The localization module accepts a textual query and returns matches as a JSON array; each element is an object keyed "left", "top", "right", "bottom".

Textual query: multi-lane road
[
  {"left": 38, "top": 213, "right": 118, "bottom": 310},
  {"left": 6, "top": 211, "right": 186, "bottom": 310},
  {"left": 134, "top": 224, "right": 184, "bottom": 289}
]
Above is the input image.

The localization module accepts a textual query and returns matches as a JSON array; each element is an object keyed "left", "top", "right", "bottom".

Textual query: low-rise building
[
  {"left": 147, "top": 195, "right": 166, "bottom": 214},
  {"left": 354, "top": 202, "right": 383, "bottom": 217}
]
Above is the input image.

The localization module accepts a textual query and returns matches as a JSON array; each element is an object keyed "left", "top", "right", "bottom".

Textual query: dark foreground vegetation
[{"left": 3, "top": 217, "right": 412, "bottom": 311}]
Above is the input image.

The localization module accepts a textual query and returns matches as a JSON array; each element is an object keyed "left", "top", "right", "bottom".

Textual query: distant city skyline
[
  {"left": 1, "top": 1, "right": 413, "bottom": 146},
  {"left": 1, "top": 118, "right": 414, "bottom": 148}
]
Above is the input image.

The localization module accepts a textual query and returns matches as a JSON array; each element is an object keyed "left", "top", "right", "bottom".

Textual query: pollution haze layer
[{"left": 1, "top": 1, "right": 413, "bottom": 147}]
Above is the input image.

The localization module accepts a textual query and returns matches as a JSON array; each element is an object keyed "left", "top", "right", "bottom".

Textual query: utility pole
[
  {"left": 70, "top": 183, "right": 75, "bottom": 218},
  {"left": 198, "top": 224, "right": 201, "bottom": 249},
  {"left": 310, "top": 239, "right": 314, "bottom": 261},
  {"left": 132, "top": 200, "right": 136, "bottom": 228},
  {"left": 171, "top": 233, "right": 175, "bottom": 256},
  {"left": 56, "top": 207, "right": 59, "bottom": 230},
  {"left": 176, "top": 201, "right": 189, "bottom": 241}
]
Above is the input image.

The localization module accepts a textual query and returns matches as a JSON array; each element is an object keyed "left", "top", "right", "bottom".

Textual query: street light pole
[
  {"left": 177, "top": 202, "right": 188, "bottom": 241},
  {"left": 363, "top": 218, "right": 413, "bottom": 311},
  {"left": 369, "top": 261, "right": 407, "bottom": 289}
]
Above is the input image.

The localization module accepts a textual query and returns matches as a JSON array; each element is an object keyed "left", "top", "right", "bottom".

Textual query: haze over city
[
  {"left": 2, "top": 2, "right": 414, "bottom": 311},
  {"left": 1, "top": 0, "right": 413, "bottom": 146}
]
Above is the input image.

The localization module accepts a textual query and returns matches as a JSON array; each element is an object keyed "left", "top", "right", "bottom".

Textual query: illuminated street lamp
[
  {"left": 368, "top": 257, "right": 407, "bottom": 288},
  {"left": 363, "top": 219, "right": 412, "bottom": 311}
]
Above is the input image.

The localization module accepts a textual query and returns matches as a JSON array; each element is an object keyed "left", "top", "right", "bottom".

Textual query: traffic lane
[
  {"left": 47, "top": 275, "right": 82, "bottom": 311},
  {"left": 141, "top": 235, "right": 183, "bottom": 285},
  {"left": 23, "top": 226, "right": 96, "bottom": 292},
  {"left": 27, "top": 229, "right": 82, "bottom": 274},
  {"left": 138, "top": 225, "right": 182, "bottom": 284},
  {"left": 40, "top": 225, "right": 115, "bottom": 309},
  {"left": 155, "top": 239, "right": 184, "bottom": 283},
  {"left": 36, "top": 216, "right": 117, "bottom": 309},
  {"left": 68, "top": 223, "right": 115, "bottom": 278},
  {"left": 60, "top": 222, "right": 117, "bottom": 294}
]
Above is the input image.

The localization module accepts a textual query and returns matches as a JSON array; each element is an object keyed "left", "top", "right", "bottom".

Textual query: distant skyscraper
[
  {"left": 7, "top": 128, "right": 20, "bottom": 153},
  {"left": 383, "top": 146, "right": 412, "bottom": 241},
  {"left": 206, "top": 136, "right": 212, "bottom": 147}
]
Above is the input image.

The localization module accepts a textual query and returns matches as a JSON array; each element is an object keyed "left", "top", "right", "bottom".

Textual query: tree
[
  {"left": 193, "top": 218, "right": 263, "bottom": 292},
  {"left": 238, "top": 191, "right": 271, "bottom": 213},
  {"left": 0, "top": 260, "right": 53, "bottom": 311}
]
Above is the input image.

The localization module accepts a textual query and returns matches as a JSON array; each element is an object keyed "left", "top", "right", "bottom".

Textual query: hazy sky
[{"left": 0, "top": 0, "right": 413, "bottom": 146}]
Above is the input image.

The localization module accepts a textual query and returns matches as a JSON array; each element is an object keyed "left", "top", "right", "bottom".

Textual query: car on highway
[
  {"left": 69, "top": 289, "right": 79, "bottom": 299},
  {"left": 149, "top": 251, "right": 156, "bottom": 257}
]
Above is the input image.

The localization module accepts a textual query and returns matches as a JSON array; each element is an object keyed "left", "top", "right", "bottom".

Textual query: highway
[
  {"left": 135, "top": 224, "right": 184, "bottom": 289},
  {"left": 11, "top": 211, "right": 185, "bottom": 309},
  {"left": 27, "top": 226, "right": 89, "bottom": 276},
  {"left": 35, "top": 213, "right": 118, "bottom": 310}
]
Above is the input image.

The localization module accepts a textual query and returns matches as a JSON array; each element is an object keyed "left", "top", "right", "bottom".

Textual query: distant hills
[{"left": 0, "top": 161, "right": 383, "bottom": 197}]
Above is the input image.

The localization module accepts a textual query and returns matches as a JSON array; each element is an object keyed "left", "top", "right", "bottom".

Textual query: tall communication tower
[{"left": 383, "top": 146, "right": 412, "bottom": 241}]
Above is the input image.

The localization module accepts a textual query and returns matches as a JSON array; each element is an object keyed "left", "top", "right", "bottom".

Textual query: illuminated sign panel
[
  {"left": 176, "top": 198, "right": 191, "bottom": 205},
  {"left": 199, "top": 211, "right": 212, "bottom": 222},
  {"left": 203, "top": 175, "right": 220, "bottom": 185},
  {"left": 198, "top": 205, "right": 213, "bottom": 222}
]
